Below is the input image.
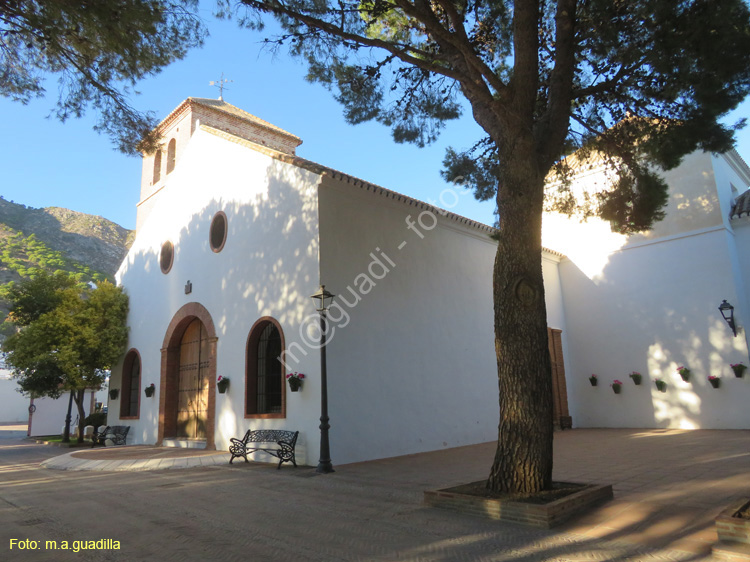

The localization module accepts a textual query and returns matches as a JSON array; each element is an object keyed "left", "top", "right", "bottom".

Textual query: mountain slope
[
  {"left": 0, "top": 197, "right": 134, "bottom": 318},
  {"left": 0, "top": 198, "right": 134, "bottom": 277}
]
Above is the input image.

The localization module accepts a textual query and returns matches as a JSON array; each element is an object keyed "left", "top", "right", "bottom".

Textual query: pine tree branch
[
  {"left": 241, "top": 0, "right": 467, "bottom": 82},
  {"left": 510, "top": 0, "right": 539, "bottom": 120},
  {"left": 573, "top": 62, "right": 643, "bottom": 100},
  {"left": 422, "top": 0, "right": 509, "bottom": 101},
  {"left": 536, "top": 0, "right": 577, "bottom": 164}
]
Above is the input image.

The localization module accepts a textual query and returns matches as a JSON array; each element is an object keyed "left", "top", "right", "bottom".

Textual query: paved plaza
[{"left": 1, "top": 424, "right": 748, "bottom": 561}]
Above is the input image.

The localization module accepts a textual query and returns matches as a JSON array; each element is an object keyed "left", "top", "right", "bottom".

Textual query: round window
[
  {"left": 160, "top": 241, "right": 174, "bottom": 274},
  {"left": 210, "top": 212, "right": 227, "bottom": 253}
]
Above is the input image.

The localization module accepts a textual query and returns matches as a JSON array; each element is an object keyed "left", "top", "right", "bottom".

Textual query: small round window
[
  {"left": 210, "top": 212, "right": 227, "bottom": 253},
  {"left": 160, "top": 241, "right": 174, "bottom": 274}
]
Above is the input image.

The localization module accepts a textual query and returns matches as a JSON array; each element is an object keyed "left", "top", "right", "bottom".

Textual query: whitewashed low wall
[
  {"left": 0, "top": 377, "right": 30, "bottom": 423},
  {"left": 28, "top": 390, "right": 101, "bottom": 437}
]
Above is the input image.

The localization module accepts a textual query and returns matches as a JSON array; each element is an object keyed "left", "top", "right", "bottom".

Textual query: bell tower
[{"left": 136, "top": 97, "right": 302, "bottom": 231}]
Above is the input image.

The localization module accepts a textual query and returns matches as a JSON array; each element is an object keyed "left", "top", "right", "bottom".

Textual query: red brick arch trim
[
  {"left": 158, "top": 302, "right": 218, "bottom": 449},
  {"left": 161, "top": 302, "right": 217, "bottom": 348}
]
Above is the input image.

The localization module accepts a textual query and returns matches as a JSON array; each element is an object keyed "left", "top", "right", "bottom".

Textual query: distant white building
[
  {"left": 0, "top": 366, "right": 28, "bottom": 424},
  {"left": 0, "top": 353, "right": 108, "bottom": 432},
  {"left": 0, "top": 374, "right": 105, "bottom": 434},
  {"left": 110, "top": 97, "right": 750, "bottom": 465},
  {"left": 26, "top": 389, "right": 104, "bottom": 437}
]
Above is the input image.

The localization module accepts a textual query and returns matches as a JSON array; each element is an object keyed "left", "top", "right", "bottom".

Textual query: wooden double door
[{"left": 176, "top": 319, "right": 210, "bottom": 439}]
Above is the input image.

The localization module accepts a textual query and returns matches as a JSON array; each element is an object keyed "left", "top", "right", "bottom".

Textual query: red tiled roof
[
  {"left": 188, "top": 98, "right": 301, "bottom": 144},
  {"left": 156, "top": 97, "right": 302, "bottom": 146}
]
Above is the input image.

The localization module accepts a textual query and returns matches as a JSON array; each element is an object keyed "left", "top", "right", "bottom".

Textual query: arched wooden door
[{"left": 176, "top": 318, "right": 210, "bottom": 438}]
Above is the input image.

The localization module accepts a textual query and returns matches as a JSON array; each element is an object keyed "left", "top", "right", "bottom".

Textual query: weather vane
[{"left": 209, "top": 73, "right": 233, "bottom": 101}]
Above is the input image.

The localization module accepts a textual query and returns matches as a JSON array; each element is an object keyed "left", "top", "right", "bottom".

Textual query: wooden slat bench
[
  {"left": 229, "top": 429, "right": 299, "bottom": 469},
  {"left": 91, "top": 425, "right": 129, "bottom": 447}
]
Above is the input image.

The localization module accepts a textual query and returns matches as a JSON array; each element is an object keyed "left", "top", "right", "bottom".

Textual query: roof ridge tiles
[{"left": 156, "top": 97, "right": 302, "bottom": 145}]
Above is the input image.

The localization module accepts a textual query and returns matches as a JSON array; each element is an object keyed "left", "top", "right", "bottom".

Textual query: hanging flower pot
[
  {"left": 286, "top": 372, "right": 305, "bottom": 392},
  {"left": 677, "top": 366, "right": 691, "bottom": 382},
  {"left": 731, "top": 363, "right": 747, "bottom": 378},
  {"left": 708, "top": 376, "right": 721, "bottom": 389},
  {"left": 217, "top": 376, "right": 230, "bottom": 394},
  {"left": 629, "top": 372, "right": 642, "bottom": 385},
  {"left": 144, "top": 383, "right": 155, "bottom": 398},
  {"left": 655, "top": 379, "right": 667, "bottom": 392},
  {"left": 611, "top": 380, "right": 623, "bottom": 394},
  {"left": 588, "top": 375, "right": 598, "bottom": 387},
  {"left": 109, "top": 389, "right": 119, "bottom": 400}
]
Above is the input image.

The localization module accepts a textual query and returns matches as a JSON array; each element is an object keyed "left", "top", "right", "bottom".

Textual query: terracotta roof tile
[
  {"left": 156, "top": 97, "right": 302, "bottom": 146},
  {"left": 187, "top": 98, "right": 301, "bottom": 144}
]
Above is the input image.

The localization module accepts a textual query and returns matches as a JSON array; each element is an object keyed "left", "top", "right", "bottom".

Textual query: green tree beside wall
[{"left": 2, "top": 272, "right": 128, "bottom": 442}]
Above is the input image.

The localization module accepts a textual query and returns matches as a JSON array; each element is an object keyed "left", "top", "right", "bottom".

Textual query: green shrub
[{"left": 84, "top": 412, "right": 107, "bottom": 428}]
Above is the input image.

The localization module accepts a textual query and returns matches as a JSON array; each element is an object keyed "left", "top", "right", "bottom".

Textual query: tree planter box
[
  {"left": 424, "top": 481, "right": 613, "bottom": 529},
  {"left": 713, "top": 499, "right": 750, "bottom": 561},
  {"left": 716, "top": 499, "right": 750, "bottom": 544}
]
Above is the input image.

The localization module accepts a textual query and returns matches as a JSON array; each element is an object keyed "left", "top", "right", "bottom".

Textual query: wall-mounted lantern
[{"left": 718, "top": 300, "right": 737, "bottom": 337}]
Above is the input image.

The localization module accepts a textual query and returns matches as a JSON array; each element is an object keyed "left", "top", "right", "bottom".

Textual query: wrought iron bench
[
  {"left": 229, "top": 429, "right": 299, "bottom": 469},
  {"left": 91, "top": 425, "right": 130, "bottom": 447}
]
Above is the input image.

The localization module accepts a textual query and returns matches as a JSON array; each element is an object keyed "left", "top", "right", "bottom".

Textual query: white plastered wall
[
  {"left": 713, "top": 151, "right": 750, "bottom": 356},
  {"left": 115, "top": 128, "right": 324, "bottom": 463},
  {"left": 545, "top": 151, "right": 750, "bottom": 429},
  {"left": 317, "top": 177, "right": 567, "bottom": 464}
]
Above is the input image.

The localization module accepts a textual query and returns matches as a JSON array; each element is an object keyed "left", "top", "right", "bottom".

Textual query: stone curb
[{"left": 40, "top": 450, "right": 229, "bottom": 472}]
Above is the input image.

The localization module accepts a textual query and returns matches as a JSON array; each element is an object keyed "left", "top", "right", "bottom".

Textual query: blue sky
[{"left": 0, "top": 8, "right": 748, "bottom": 231}]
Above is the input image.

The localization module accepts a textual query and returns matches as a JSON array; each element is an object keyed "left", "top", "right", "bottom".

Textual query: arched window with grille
[
  {"left": 245, "top": 318, "right": 285, "bottom": 418},
  {"left": 120, "top": 349, "right": 141, "bottom": 419}
]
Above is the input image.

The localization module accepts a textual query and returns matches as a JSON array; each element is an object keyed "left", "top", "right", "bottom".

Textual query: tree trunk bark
[
  {"left": 486, "top": 159, "right": 554, "bottom": 494},
  {"left": 73, "top": 388, "right": 87, "bottom": 443}
]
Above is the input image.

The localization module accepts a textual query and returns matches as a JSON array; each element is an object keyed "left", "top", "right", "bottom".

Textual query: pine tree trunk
[
  {"left": 486, "top": 161, "right": 554, "bottom": 494},
  {"left": 73, "top": 388, "right": 87, "bottom": 444}
]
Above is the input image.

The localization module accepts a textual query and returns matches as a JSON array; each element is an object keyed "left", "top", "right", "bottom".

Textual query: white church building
[{"left": 111, "top": 97, "right": 750, "bottom": 465}]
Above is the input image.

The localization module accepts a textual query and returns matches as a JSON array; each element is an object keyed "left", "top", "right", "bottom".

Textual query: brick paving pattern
[{"left": 1, "top": 424, "right": 748, "bottom": 561}]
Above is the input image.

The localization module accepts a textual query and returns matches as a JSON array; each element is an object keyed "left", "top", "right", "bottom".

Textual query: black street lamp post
[
  {"left": 311, "top": 285, "right": 335, "bottom": 474},
  {"left": 62, "top": 390, "right": 74, "bottom": 443}
]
